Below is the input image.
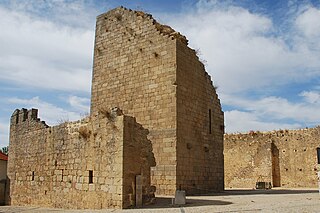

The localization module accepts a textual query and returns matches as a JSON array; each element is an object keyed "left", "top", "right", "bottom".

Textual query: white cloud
[
  {"left": 225, "top": 110, "right": 300, "bottom": 133},
  {"left": 8, "top": 96, "right": 83, "bottom": 125},
  {"left": 165, "top": 2, "right": 320, "bottom": 94},
  {"left": 5, "top": 0, "right": 100, "bottom": 28},
  {"left": 0, "top": 121, "right": 9, "bottom": 148},
  {"left": 292, "top": 7, "right": 320, "bottom": 70},
  {"left": 0, "top": 6, "right": 94, "bottom": 92},
  {"left": 299, "top": 90, "right": 320, "bottom": 104},
  {"left": 253, "top": 96, "right": 320, "bottom": 123},
  {"left": 67, "top": 95, "right": 90, "bottom": 112},
  {"left": 159, "top": 1, "right": 320, "bottom": 133},
  {"left": 295, "top": 7, "right": 320, "bottom": 39},
  {"left": 222, "top": 92, "right": 320, "bottom": 132}
]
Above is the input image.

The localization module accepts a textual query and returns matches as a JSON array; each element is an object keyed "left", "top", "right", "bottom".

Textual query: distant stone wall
[
  {"left": 7, "top": 108, "right": 155, "bottom": 209},
  {"left": 224, "top": 127, "right": 320, "bottom": 188}
]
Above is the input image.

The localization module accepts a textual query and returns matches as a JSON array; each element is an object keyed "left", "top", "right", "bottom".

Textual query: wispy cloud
[
  {"left": 161, "top": 1, "right": 320, "bottom": 132},
  {"left": 295, "top": 7, "right": 320, "bottom": 39},
  {"left": 0, "top": 121, "right": 9, "bottom": 148},
  {"left": 67, "top": 95, "right": 90, "bottom": 112},
  {"left": 299, "top": 90, "right": 320, "bottom": 104},
  {"left": 225, "top": 110, "right": 301, "bottom": 133},
  {"left": 2, "top": 0, "right": 101, "bottom": 28},
  {"left": 0, "top": 1, "right": 98, "bottom": 147},
  {"left": 0, "top": 5, "right": 94, "bottom": 92},
  {"left": 222, "top": 92, "right": 320, "bottom": 132},
  {"left": 166, "top": 1, "right": 320, "bottom": 94}
]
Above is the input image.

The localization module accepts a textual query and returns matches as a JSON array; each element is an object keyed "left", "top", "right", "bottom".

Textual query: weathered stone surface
[
  {"left": 7, "top": 6, "right": 224, "bottom": 209},
  {"left": 224, "top": 127, "right": 320, "bottom": 189},
  {"left": 90, "top": 6, "right": 224, "bottom": 196},
  {"left": 8, "top": 108, "right": 155, "bottom": 209}
]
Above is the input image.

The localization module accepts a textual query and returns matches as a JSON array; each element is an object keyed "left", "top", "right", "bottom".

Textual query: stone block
[{"left": 75, "top": 183, "right": 82, "bottom": 190}]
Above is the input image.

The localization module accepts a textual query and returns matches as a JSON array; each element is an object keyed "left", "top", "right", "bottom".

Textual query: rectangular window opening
[
  {"left": 209, "top": 109, "right": 212, "bottom": 134},
  {"left": 32, "top": 171, "right": 35, "bottom": 181},
  {"left": 89, "top": 170, "right": 93, "bottom": 184}
]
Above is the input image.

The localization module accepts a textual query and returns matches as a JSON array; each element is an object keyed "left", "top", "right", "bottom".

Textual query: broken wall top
[{"left": 97, "top": 6, "right": 188, "bottom": 45}]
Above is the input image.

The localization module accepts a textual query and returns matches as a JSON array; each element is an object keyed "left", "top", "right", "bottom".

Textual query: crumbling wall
[
  {"left": 224, "top": 128, "right": 320, "bottom": 188},
  {"left": 122, "top": 116, "right": 156, "bottom": 207},
  {"left": 90, "top": 7, "right": 224, "bottom": 195},
  {"left": 224, "top": 136, "right": 272, "bottom": 188},
  {"left": 8, "top": 6, "right": 224, "bottom": 202},
  {"left": 90, "top": 7, "right": 178, "bottom": 195},
  {"left": 7, "top": 108, "right": 155, "bottom": 209},
  {"left": 176, "top": 41, "right": 224, "bottom": 194}
]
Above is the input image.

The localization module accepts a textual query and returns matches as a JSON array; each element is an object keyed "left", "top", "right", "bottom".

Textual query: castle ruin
[
  {"left": 224, "top": 127, "right": 320, "bottom": 189},
  {"left": 7, "top": 7, "right": 224, "bottom": 209}
]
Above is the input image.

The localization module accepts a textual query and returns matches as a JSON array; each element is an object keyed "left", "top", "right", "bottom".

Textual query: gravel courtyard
[{"left": 0, "top": 188, "right": 319, "bottom": 213}]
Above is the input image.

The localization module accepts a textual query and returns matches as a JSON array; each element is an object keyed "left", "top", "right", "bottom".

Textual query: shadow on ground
[
  {"left": 142, "top": 197, "right": 232, "bottom": 209},
  {"left": 205, "top": 188, "right": 319, "bottom": 196},
  {"left": 142, "top": 188, "right": 318, "bottom": 209}
]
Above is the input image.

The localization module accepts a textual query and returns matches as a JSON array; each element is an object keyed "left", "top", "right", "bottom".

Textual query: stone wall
[
  {"left": 176, "top": 41, "right": 224, "bottom": 194},
  {"left": 0, "top": 160, "right": 7, "bottom": 205},
  {"left": 8, "top": 7, "right": 224, "bottom": 206},
  {"left": 224, "top": 127, "right": 320, "bottom": 188},
  {"left": 90, "top": 7, "right": 178, "bottom": 195},
  {"left": 7, "top": 108, "right": 155, "bottom": 209},
  {"left": 90, "top": 7, "right": 224, "bottom": 195},
  {"left": 0, "top": 160, "right": 6, "bottom": 181}
]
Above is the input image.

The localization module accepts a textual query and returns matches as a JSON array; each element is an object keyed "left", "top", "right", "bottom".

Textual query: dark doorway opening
[{"left": 271, "top": 143, "right": 281, "bottom": 187}]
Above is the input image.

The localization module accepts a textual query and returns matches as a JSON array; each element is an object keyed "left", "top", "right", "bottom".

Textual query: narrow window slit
[
  {"left": 209, "top": 109, "right": 212, "bottom": 134},
  {"left": 89, "top": 170, "right": 93, "bottom": 184}
]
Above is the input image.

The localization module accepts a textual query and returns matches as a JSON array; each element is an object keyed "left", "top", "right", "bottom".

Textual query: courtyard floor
[{"left": 1, "top": 188, "right": 319, "bottom": 212}]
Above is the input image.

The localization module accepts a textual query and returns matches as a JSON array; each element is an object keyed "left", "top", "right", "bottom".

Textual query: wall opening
[
  {"left": 317, "top": 148, "right": 320, "bottom": 164},
  {"left": 89, "top": 170, "right": 93, "bottom": 184},
  {"left": 209, "top": 109, "right": 212, "bottom": 134},
  {"left": 61, "top": 169, "right": 64, "bottom": 182},
  {"left": 271, "top": 143, "right": 280, "bottom": 187},
  {"left": 31, "top": 171, "right": 35, "bottom": 181}
]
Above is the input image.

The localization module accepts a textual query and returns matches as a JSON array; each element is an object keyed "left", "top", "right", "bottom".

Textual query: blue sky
[{"left": 1, "top": 0, "right": 320, "bottom": 148}]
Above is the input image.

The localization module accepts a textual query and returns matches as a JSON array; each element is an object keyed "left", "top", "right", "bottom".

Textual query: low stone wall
[
  {"left": 7, "top": 108, "right": 155, "bottom": 209},
  {"left": 224, "top": 127, "right": 320, "bottom": 188}
]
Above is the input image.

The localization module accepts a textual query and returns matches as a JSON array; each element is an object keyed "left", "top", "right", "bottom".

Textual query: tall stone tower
[{"left": 91, "top": 7, "right": 224, "bottom": 195}]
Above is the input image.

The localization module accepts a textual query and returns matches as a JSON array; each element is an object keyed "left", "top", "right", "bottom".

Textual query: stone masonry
[
  {"left": 7, "top": 6, "right": 224, "bottom": 209},
  {"left": 8, "top": 108, "right": 155, "bottom": 209},
  {"left": 224, "top": 127, "right": 320, "bottom": 189},
  {"left": 90, "top": 7, "right": 224, "bottom": 195}
]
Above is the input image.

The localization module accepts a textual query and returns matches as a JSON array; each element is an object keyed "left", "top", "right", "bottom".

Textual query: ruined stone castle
[
  {"left": 7, "top": 7, "right": 224, "bottom": 209},
  {"left": 224, "top": 127, "right": 320, "bottom": 189}
]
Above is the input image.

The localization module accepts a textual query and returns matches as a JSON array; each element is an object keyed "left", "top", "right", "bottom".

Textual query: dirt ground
[{"left": 1, "top": 188, "right": 320, "bottom": 212}]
